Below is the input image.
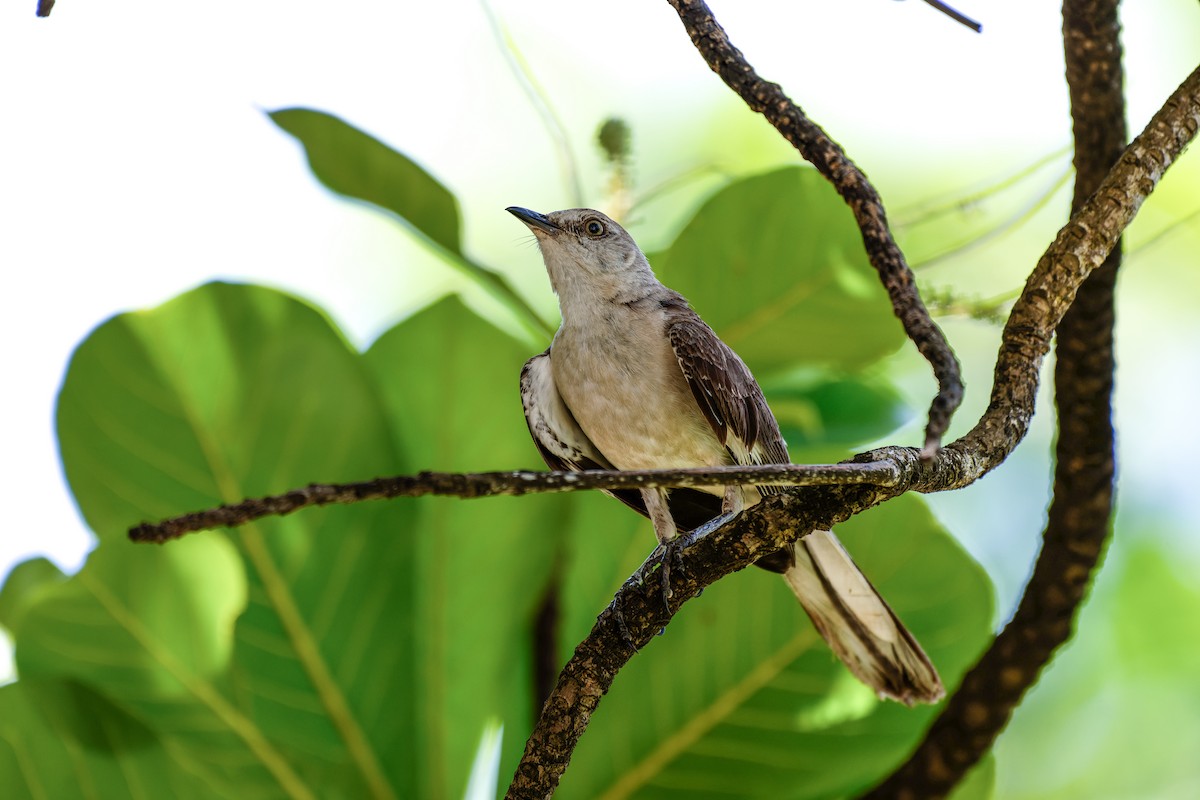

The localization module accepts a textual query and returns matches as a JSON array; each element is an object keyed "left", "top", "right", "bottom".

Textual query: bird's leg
[
  {"left": 642, "top": 487, "right": 682, "bottom": 609},
  {"left": 614, "top": 487, "right": 682, "bottom": 648},
  {"left": 721, "top": 484, "right": 745, "bottom": 516}
]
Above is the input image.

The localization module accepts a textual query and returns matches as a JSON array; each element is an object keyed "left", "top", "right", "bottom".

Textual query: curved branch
[
  {"left": 505, "top": 61, "right": 1200, "bottom": 798},
  {"left": 864, "top": 2, "right": 1129, "bottom": 795},
  {"left": 666, "top": 0, "right": 963, "bottom": 453}
]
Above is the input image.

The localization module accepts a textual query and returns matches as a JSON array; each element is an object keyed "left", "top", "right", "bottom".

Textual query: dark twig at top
[
  {"left": 920, "top": 0, "right": 983, "bottom": 33},
  {"left": 864, "top": 1, "right": 1128, "bottom": 796},
  {"left": 666, "top": 0, "right": 964, "bottom": 454}
]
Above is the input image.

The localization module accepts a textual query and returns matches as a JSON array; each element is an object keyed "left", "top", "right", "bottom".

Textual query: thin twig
[
  {"left": 479, "top": 0, "right": 584, "bottom": 206},
  {"left": 894, "top": 146, "right": 1071, "bottom": 227},
  {"left": 910, "top": 165, "right": 1074, "bottom": 270},
  {"left": 920, "top": 0, "right": 982, "bottom": 32},
  {"left": 666, "top": 0, "right": 964, "bottom": 454},
  {"left": 128, "top": 461, "right": 900, "bottom": 543}
]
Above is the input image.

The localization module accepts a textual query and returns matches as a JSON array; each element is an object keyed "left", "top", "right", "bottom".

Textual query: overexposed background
[{"left": 3, "top": 1, "right": 1199, "bottom": 796}]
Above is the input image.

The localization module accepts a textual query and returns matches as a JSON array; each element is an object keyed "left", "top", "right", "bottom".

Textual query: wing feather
[{"left": 663, "top": 302, "right": 789, "bottom": 476}]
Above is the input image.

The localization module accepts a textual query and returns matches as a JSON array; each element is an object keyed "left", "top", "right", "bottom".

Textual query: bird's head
[{"left": 506, "top": 207, "right": 654, "bottom": 302}]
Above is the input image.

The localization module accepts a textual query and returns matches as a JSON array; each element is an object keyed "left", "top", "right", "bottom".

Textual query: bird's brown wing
[{"left": 664, "top": 303, "right": 790, "bottom": 474}]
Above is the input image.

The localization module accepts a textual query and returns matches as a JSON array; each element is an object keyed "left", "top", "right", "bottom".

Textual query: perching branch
[
  {"left": 505, "top": 57, "right": 1200, "bottom": 798},
  {"left": 128, "top": 461, "right": 900, "bottom": 543},
  {"left": 666, "top": 0, "right": 963, "bottom": 453},
  {"left": 864, "top": 2, "right": 1128, "bottom": 795}
]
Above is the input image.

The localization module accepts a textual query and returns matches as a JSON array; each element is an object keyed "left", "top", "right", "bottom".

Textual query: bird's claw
[
  {"left": 613, "top": 536, "right": 696, "bottom": 650},
  {"left": 646, "top": 538, "right": 688, "bottom": 615}
]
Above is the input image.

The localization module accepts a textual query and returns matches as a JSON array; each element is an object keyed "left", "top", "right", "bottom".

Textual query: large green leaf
[
  {"left": 0, "top": 680, "right": 220, "bottom": 800},
  {"left": 654, "top": 167, "right": 904, "bottom": 374},
  {"left": 361, "top": 296, "right": 561, "bottom": 798},
  {"left": 269, "top": 108, "right": 552, "bottom": 339},
  {"left": 270, "top": 107, "right": 462, "bottom": 256},
  {"left": 555, "top": 495, "right": 994, "bottom": 800},
  {"left": 763, "top": 371, "right": 912, "bottom": 464},
  {"left": 0, "top": 558, "right": 65, "bottom": 634},
  {"left": 37, "top": 282, "right": 421, "bottom": 798}
]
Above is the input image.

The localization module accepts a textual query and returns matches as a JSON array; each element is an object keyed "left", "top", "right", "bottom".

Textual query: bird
[{"left": 508, "top": 205, "right": 943, "bottom": 705}]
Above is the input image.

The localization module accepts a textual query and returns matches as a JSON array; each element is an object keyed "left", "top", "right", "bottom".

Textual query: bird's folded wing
[
  {"left": 520, "top": 350, "right": 613, "bottom": 473},
  {"left": 664, "top": 307, "right": 789, "bottom": 471}
]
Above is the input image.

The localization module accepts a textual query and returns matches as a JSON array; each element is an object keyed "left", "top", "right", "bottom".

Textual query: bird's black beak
[{"left": 506, "top": 206, "right": 559, "bottom": 234}]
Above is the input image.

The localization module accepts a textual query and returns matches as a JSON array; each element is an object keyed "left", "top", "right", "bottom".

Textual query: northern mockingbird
[{"left": 509, "top": 206, "right": 943, "bottom": 705}]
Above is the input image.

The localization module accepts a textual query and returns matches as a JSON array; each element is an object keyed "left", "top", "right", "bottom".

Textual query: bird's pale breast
[{"left": 551, "top": 313, "right": 729, "bottom": 474}]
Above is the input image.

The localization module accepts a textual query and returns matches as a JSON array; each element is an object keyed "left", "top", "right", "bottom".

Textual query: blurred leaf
[
  {"left": 0, "top": 557, "right": 65, "bottom": 634},
  {"left": 39, "top": 282, "right": 420, "bottom": 797},
  {"left": 0, "top": 681, "right": 220, "bottom": 800},
  {"left": 1111, "top": 538, "right": 1200, "bottom": 676},
  {"left": 269, "top": 108, "right": 553, "bottom": 339},
  {"left": 556, "top": 494, "right": 994, "bottom": 799},
  {"left": 362, "top": 295, "right": 562, "bottom": 797},
  {"left": 654, "top": 167, "right": 904, "bottom": 374},
  {"left": 951, "top": 755, "right": 996, "bottom": 800},
  {"left": 270, "top": 107, "right": 462, "bottom": 256},
  {"left": 995, "top": 537, "right": 1200, "bottom": 800},
  {"left": 763, "top": 372, "right": 912, "bottom": 463}
]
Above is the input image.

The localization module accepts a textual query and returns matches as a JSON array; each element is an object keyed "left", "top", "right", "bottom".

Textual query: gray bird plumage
[{"left": 510, "top": 206, "right": 943, "bottom": 705}]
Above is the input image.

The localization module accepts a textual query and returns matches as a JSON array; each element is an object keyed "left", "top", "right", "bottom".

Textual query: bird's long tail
[{"left": 779, "top": 530, "right": 944, "bottom": 705}]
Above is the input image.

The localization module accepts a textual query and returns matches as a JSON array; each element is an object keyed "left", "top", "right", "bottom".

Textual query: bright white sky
[{"left": 2, "top": 0, "right": 1198, "bottom": 680}]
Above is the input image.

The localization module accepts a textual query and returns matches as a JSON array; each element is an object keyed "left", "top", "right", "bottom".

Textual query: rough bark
[{"left": 666, "top": 0, "right": 964, "bottom": 453}]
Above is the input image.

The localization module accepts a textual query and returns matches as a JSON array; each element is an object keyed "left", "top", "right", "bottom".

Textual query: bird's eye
[{"left": 585, "top": 219, "right": 605, "bottom": 237}]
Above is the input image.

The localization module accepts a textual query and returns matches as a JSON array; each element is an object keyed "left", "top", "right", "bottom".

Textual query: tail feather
[{"left": 781, "top": 530, "right": 944, "bottom": 705}]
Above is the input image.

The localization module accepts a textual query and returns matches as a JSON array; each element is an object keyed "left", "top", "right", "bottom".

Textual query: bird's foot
[
  {"left": 613, "top": 595, "right": 638, "bottom": 653},
  {"left": 613, "top": 562, "right": 671, "bottom": 653},
  {"left": 644, "top": 537, "right": 688, "bottom": 615}
]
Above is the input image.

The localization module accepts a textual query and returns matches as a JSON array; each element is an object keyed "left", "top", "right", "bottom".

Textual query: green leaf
[
  {"left": 0, "top": 680, "right": 221, "bottom": 800},
  {"left": 41, "top": 282, "right": 420, "bottom": 798},
  {"left": 763, "top": 372, "right": 912, "bottom": 463},
  {"left": 949, "top": 755, "right": 996, "bottom": 800},
  {"left": 654, "top": 167, "right": 904, "bottom": 374},
  {"left": 362, "top": 296, "right": 561, "bottom": 799},
  {"left": 270, "top": 107, "right": 462, "bottom": 256},
  {"left": 0, "top": 558, "right": 65, "bottom": 634},
  {"left": 555, "top": 495, "right": 994, "bottom": 800},
  {"left": 269, "top": 107, "right": 553, "bottom": 339}
]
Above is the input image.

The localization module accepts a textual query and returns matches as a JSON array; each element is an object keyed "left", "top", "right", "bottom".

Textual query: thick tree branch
[
  {"left": 506, "top": 59, "right": 1200, "bottom": 797},
  {"left": 666, "top": 0, "right": 963, "bottom": 453},
  {"left": 864, "top": 1, "right": 1128, "bottom": 796}
]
